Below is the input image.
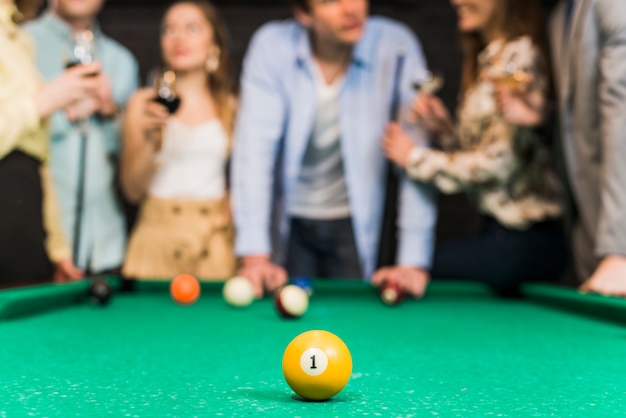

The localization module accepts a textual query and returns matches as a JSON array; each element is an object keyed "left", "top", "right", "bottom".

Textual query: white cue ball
[
  {"left": 223, "top": 276, "right": 255, "bottom": 308},
  {"left": 381, "top": 286, "right": 399, "bottom": 304},
  {"left": 275, "top": 284, "right": 309, "bottom": 318}
]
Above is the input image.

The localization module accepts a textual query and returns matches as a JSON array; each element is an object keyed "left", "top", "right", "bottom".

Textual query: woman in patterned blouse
[{"left": 382, "top": 0, "right": 568, "bottom": 293}]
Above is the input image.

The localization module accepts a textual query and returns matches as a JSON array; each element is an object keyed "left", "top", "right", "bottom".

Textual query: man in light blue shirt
[
  {"left": 232, "top": 0, "right": 436, "bottom": 298},
  {"left": 25, "top": 0, "right": 138, "bottom": 276}
]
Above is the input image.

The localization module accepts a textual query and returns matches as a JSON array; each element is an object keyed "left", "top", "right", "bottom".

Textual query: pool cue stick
[
  {"left": 69, "top": 32, "right": 96, "bottom": 271},
  {"left": 73, "top": 123, "right": 88, "bottom": 267},
  {"left": 376, "top": 47, "right": 406, "bottom": 268}
]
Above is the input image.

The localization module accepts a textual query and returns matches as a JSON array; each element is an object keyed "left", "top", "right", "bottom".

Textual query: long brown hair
[
  {"left": 459, "top": 0, "right": 551, "bottom": 93},
  {"left": 459, "top": 0, "right": 557, "bottom": 199},
  {"left": 163, "top": 0, "right": 235, "bottom": 133}
]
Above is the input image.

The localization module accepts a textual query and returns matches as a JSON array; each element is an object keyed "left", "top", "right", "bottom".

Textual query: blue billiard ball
[{"left": 291, "top": 276, "right": 313, "bottom": 296}]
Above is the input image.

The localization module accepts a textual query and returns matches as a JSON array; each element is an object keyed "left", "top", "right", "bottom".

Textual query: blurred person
[
  {"left": 550, "top": 0, "right": 626, "bottom": 296},
  {"left": 0, "top": 0, "right": 99, "bottom": 285},
  {"left": 24, "top": 0, "right": 139, "bottom": 276},
  {"left": 381, "top": 0, "right": 568, "bottom": 293},
  {"left": 232, "top": 0, "right": 437, "bottom": 298},
  {"left": 120, "top": 0, "right": 236, "bottom": 280}
]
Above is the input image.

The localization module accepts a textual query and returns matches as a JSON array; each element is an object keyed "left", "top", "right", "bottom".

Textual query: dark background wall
[{"left": 24, "top": 0, "right": 559, "bottom": 246}]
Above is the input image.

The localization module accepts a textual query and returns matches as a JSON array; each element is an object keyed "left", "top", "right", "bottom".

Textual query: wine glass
[
  {"left": 65, "top": 30, "right": 98, "bottom": 125},
  {"left": 66, "top": 30, "right": 97, "bottom": 72},
  {"left": 150, "top": 68, "right": 181, "bottom": 115},
  {"left": 410, "top": 68, "right": 452, "bottom": 135},
  {"left": 489, "top": 59, "right": 532, "bottom": 90},
  {"left": 145, "top": 68, "right": 181, "bottom": 152},
  {"left": 412, "top": 68, "right": 445, "bottom": 95}
]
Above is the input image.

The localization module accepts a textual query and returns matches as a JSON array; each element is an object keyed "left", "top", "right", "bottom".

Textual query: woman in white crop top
[{"left": 120, "top": 0, "right": 236, "bottom": 280}]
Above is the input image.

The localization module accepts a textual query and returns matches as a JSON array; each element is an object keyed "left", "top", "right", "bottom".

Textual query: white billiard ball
[
  {"left": 274, "top": 284, "right": 309, "bottom": 318},
  {"left": 223, "top": 276, "right": 255, "bottom": 308}
]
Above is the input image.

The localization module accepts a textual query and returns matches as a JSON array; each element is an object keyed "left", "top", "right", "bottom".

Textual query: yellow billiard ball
[{"left": 282, "top": 330, "right": 352, "bottom": 401}]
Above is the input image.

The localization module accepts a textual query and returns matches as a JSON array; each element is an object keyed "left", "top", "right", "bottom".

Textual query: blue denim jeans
[{"left": 286, "top": 217, "right": 362, "bottom": 279}]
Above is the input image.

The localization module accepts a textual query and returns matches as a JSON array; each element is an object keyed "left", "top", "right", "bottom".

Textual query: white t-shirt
[
  {"left": 150, "top": 118, "right": 228, "bottom": 200},
  {"left": 288, "top": 62, "right": 351, "bottom": 219}
]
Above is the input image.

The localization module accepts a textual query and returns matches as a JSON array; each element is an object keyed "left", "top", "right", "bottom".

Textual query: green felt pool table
[{"left": 1, "top": 278, "right": 625, "bottom": 417}]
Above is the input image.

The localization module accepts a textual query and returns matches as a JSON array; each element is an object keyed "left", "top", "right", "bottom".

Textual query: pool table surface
[{"left": 1, "top": 278, "right": 625, "bottom": 417}]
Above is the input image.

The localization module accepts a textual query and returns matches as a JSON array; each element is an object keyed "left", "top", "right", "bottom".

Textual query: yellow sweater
[{"left": 0, "top": 6, "right": 70, "bottom": 263}]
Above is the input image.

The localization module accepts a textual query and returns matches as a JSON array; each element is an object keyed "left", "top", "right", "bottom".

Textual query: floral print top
[{"left": 406, "top": 36, "right": 562, "bottom": 229}]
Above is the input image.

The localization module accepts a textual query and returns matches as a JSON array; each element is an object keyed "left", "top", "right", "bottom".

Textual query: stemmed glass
[
  {"left": 489, "top": 59, "right": 532, "bottom": 90},
  {"left": 65, "top": 30, "right": 99, "bottom": 125},
  {"left": 412, "top": 68, "right": 445, "bottom": 95},
  {"left": 150, "top": 68, "right": 181, "bottom": 115},
  {"left": 411, "top": 68, "right": 453, "bottom": 136},
  {"left": 66, "top": 30, "right": 97, "bottom": 71},
  {"left": 145, "top": 68, "right": 181, "bottom": 152}
]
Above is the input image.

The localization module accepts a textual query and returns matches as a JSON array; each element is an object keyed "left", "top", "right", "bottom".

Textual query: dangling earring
[{"left": 205, "top": 52, "right": 220, "bottom": 73}]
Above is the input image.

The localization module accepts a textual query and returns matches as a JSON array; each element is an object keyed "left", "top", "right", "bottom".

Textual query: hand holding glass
[{"left": 151, "top": 69, "right": 181, "bottom": 114}]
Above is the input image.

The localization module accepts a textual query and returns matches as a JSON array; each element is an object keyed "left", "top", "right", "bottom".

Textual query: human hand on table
[
  {"left": 237, "top": 255, "right": 288, "bottom": 298},
  {"left": 579, "top": 255, "right": 626, "bottom": 298},
  {"left": 371, "top": 265, "right": 430, "bottom": 298},
  {"left": 53, "top": 259, "right": 84, "bottom": 283}
]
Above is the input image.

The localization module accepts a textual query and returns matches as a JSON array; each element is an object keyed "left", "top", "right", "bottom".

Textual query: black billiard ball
[{"left": 88, "top": 279, "right": 113, "bottom": 306}]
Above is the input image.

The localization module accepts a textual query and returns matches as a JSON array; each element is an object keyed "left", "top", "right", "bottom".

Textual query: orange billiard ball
[
  {"left": 170, "top": 274, "right": 200, "bottom": 305},
  {"left": 282, "top": 330, "right": 352, "bottom": 401}
]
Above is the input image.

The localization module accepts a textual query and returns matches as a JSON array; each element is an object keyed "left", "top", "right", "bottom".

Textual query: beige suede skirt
[{"left": 122, "top": 196, "right": 236, "bottom": 281}]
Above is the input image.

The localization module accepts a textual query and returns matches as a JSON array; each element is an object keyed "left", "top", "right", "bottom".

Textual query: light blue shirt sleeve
[
  {"left": 395, "top": 27, "right": 437, "bottom": 269},
  {"left": 232, "top": 25, "right": 288, "bottom": 257}
]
